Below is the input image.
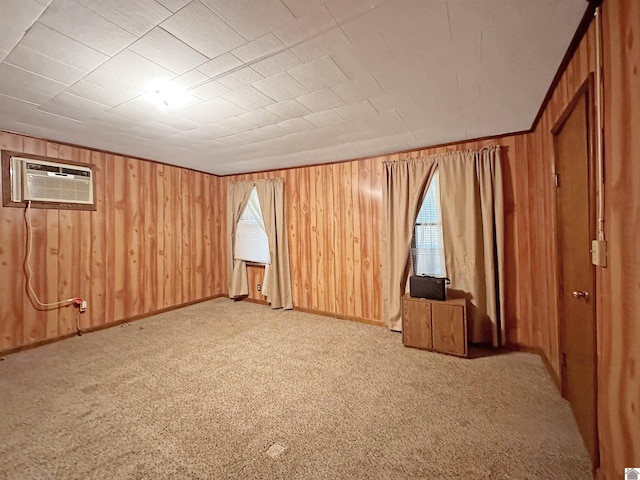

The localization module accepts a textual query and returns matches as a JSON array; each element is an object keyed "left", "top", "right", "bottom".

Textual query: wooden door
[{"left": 553, "top": 85, "right": 598, "bottom": 467}]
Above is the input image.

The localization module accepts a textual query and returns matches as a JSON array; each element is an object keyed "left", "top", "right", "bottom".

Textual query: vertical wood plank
[
  {"left": 143, "top": 161, "right": 158, "bottom": 314},
  {"left": 90, "top": 151, "right": 106, "bottom": 328},
  {"left": 0, "top": 132, "right": 24, "bottom": 351},
  {"left": 155, "top": 164, "right": 165, "bottom": 309},
  {"left": 112, "top": 155, "right": 127, "bottom": 321},
  {"left": 21, "top": 138, "right": 48, "bottom": 343}
]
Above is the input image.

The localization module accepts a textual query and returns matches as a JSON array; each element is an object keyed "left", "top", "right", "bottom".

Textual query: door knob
[{"left": 572, "top": 290, "right": 589, "bottom": 300}]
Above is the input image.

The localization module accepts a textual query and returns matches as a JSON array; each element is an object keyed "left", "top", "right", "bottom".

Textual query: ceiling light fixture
[{"left": 144, "top": 80, "right": 190, "bottom": 111}]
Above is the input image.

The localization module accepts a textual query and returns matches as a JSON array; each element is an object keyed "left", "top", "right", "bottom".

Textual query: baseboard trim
[
  {"left": 233, "top": 297, "right": 385, "bottom": 327},
  {"left": 293, "top": 305, "right": 385, "bottom": 327},
  {"left": 504, "top": 343, "right": 561, "bottom": 391},
  {"left": 240, "top": 297, "right": 269, "bottom": 306},
  {"left": 0, "top": 294, "right": 227, "bottom": 358}
]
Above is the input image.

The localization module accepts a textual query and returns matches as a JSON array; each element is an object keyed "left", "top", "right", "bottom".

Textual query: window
[
  {"left": 411, "top": 170, "right": 446, "bottom": 276},
  {"left": 234, "top": 187, "right": 270, "bottom": 264}
]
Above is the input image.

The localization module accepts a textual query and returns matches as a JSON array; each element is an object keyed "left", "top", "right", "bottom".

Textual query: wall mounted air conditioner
[{"left": 10, "top": 156, "right": 94, "bottom": 205}]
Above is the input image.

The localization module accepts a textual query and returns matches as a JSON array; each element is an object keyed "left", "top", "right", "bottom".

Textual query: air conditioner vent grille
[{"left": 11, "top": 156, "right": 94, "bottom": 205}]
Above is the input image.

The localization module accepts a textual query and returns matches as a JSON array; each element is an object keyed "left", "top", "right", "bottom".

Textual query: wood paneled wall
[
  {"left": 228, "top": 158, "right": 384, "bottom": 323},
  {"left": 223, "top": 136, "right": 534, "bottom": 343},
  {"left": 596, "top": 0, "right": 640, "bottom": 476},
  {"left": 0, "top": 132, "right": 226, "bottom": 352},
  {"left": 507, "top": 0, "right": 640, "bottom": 475}
]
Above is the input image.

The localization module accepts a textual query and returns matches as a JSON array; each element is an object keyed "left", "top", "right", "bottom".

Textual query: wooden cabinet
[{"left": 402, "top": 295, "right": 467, "bottom": 357}]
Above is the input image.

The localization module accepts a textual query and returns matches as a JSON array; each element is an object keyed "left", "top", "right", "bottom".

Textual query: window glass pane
[
  {"left": 235, "top": 187, "right": 270, "bottom": 264},
  {"left": 411, "top": 171, "right": 445, "bottom": 276}
]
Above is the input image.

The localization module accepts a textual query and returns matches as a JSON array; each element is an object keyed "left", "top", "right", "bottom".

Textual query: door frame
[{"left": 551, "top": 73, "right": 599, "bottom": 467}]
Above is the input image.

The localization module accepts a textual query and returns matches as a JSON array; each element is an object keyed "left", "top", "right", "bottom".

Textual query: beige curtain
[
  {"left": 255, "top": 178, "right": 293, "bottom": 310},
  {"left": 227, "top": 179, "right": 293, "bottom": 310},
  {"left": 227, "top": 181, "right": 254, "bottom": 298},
  {"left": 382, "top": 158, "right": 438, "bottom": 331},
  {"left": 439, "top": 147, "right": 505, "bottom": 346}
]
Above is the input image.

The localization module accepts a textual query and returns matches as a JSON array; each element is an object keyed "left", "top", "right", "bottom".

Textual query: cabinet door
[
  {"left": 431, "top": 304, "right": 466, "bottom": 356},
  {"left": 402, "top": 299, "right": 432, "bottom": 350}
]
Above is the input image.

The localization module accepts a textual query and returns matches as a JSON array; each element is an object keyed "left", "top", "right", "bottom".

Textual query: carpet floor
[{"left": 0, "top": 299, "right": 591, "bottom": 479}]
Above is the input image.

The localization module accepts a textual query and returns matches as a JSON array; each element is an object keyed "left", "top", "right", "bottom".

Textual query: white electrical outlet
[{"left": 80, "top": 300, "right": 87, "bottom": 312}]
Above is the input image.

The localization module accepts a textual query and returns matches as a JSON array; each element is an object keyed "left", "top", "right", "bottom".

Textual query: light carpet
[{"left": 0, "top": 298, "right": 591, "bottom": 479}]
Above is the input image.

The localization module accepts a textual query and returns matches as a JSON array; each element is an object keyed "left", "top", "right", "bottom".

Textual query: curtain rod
[{"left": 382, "top": 145, "right": 500, "bottom": 165}]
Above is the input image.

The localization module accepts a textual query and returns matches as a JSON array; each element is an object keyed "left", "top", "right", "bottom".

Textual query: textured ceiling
[{"left": 0, "top": 0, "right": 588, "bottom": 175}]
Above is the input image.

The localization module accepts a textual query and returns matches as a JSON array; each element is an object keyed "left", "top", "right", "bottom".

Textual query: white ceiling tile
[
  {"left": 338, "top": 0, "right": 404, "bottom": 42},
  {"left": 265, "top": 99, "right": 310, "bottom": 120},
  {"left": 292, "top": 27, "right": 351, "bottom": 63},
  {"left": 273, "top": 6, "right": 336, "bottom": 46},
  {"left": 326, "top": 0, "right": 390, "bottom": 22},
  {"left": 197, "top": 53, "right": 243, "bottom": 78},
  {"left": 63, "top": 81, "right": 127, "bottom": 107},
  {"left": 0, "top": 0, "right": 47, "bottom": 52},
  {"left": 333, "top": 119, "right": 368, "bottom": 136},
  {"left": 18, "top": 22, "right": 109, "bottom": 72},
  {"left": 38, "top": 0, "right": 137, "bottom": 56},
  {"left": 296, "top": 88, "right": 345, "bottom": 112},
  {"left": 0, "top": 63, "right": 67, "bottom": 104},
  {"left": 129, "top": 27, "right": 209, "bottom": 75},
  {"left": 253, "top": 72, "right": 308, "bottom": 101},
  {"left": 214, "top": 117, "right": 255, "bottom": 134},
  {"left": 222, "top": 86, "right": 276, "bottom": 110},
  {"left": 231, "top": 34, "right": 284, "bottom": 63},
  {"left": 190, "top": 80, "right": 230, "bottom": 100},
  {"left": 127, "top": 121, "right": 183, "bottom": 139},
  {"left": 200, "top": 0, "right": 294, "bottom": 40},
  {"left": 217, "top": 67, "right": 264, "bottom": 90},
  {"left": 333, "top": 100, "right": 378, "bottom": 121},
  {"left": 328, "top": 49, "right": 370, "bottom": 79},
  {"left": 279, "top": 0, "right": 325, "bottom": 18},
  {"left": 234, "top": 124, "right": 286, "bottom": 143},
  {"left": 347, "top": 33, "right": 395, "bottom": 73},
  {"left": 303, "top": 109, "right": 343, "bottom": 128},
  {"left": 37, "top": 92, "right": 110, "bottom": 120},
  {"left": 160, "top": 1, "right": 246, "bottom": 58},
  {"left": 105, "top": 105, "right": 161, "bottom": 124},
  {"left": 83, "top": 49, "right": 176, "bottom": 98},
  {"left": 0, "top": 49, "right": 8, "bottom": 62},
  {"left": 369, "top": 90, "right": 416, "bottom": 113},
  {"left": 86, "top": 112, "right": 143, "bottom": 131},
  {"left": 179, "top": 97, "right": 247, "bottom": 124},
  {"left": 331, "top": 74, "right": 385, "bottom": 103},
  {"left": 251, "top": 50, "right": 302, "bottom": 77},
  {"left": 153, "top": 115, "right": 201, "bottom": 131},
  {"left": 239, "top": 108, "right": 281, "bottom": 127},
  {"left": 154, "top": 0, "right": 191, "bottom": 13},
  {"left": 276, "top": 117, "right": 314, "bottom": 133},
  {"left": 170, "top": 70, "right": 210, "bottom": 89},
  {"left": 0, "top": 94, "right": 39, "bottom": 118},
  {"left": 0, "top": 102, "right": 82, "bottom": 131},
  {"left": 74, "top": 0, "right": 172, "bottom": 37},
  {"left": 4, "top": 46, "right": 86, "bottom": 85},
  {"left": 288, "top": 55, "right": 349, "bottom": 91},
  {"left": 193, "top": 123, "right": 235, "bottom": 137}
]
